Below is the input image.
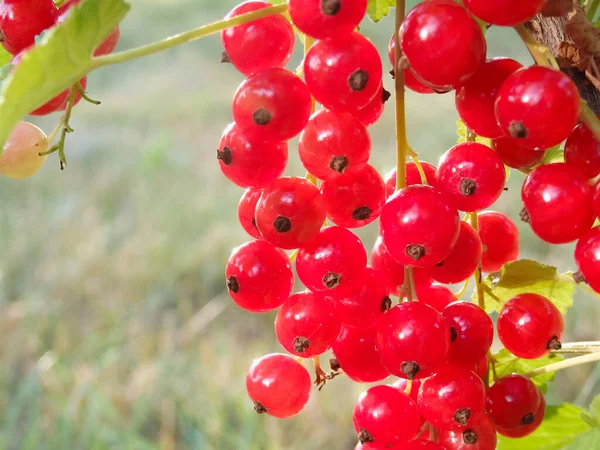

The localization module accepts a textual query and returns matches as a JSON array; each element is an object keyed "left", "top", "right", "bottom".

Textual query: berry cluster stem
[
  {"left": 470, "top": 212, "right": 485, "bottom": 311},
  {"left": 525, "top": 351, "right": 600, "bottom": 377},
  {"left": 553, "top": 341, "right": 600, "bottom": 354},
  {"left": 394, "top": 0, "right": 408, "bottom": 192}
]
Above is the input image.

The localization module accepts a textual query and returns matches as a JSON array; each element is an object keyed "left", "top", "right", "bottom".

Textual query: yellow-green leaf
[
  {"left": 493, "top": 349, "right": 563, "bottom": 394},
  {"left": 540, "top": 145, "right": 564, "bottom": 165},
  {"left": 566, "top": 430, "right": 600, "bottom": 450},
  {"left": 367, "top": 0, "right": 396, "bottom": 22},
  {"left": 456, "top": 119, "right": 492, "bottom": 147}
]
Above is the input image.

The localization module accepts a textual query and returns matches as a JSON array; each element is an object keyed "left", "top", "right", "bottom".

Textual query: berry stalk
[
  {"left": 552, "top": 341, "right": 600, "bottom": 354},
  {"left": 394, "top": 0, "right": 408, "bottom": 191},
  {"left": 525, "top": 351, "right": 600, "bottom": 377},
  {"left": 470, "top": 212, "right": 486, "bottom": 310}
]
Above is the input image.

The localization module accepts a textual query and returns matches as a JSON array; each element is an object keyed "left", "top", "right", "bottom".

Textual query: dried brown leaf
[{"left": 565, "top": 9, "right": 600, "bottom": 57}]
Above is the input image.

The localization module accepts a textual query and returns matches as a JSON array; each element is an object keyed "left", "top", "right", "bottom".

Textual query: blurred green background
[{"left": 2, "top": 0, "right": 599, "bottom": 448}]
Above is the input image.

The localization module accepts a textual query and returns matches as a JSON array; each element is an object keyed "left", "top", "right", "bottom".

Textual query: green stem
[
  {"left": 394, "top": 0, "right": 408, "bottom": 191},
  {"left": 587, "top": 0, "right": 600, "bottom": 21},
  {"left": 560, "top": 273, "right": 600, "bottom": 301},
  {"left": 470, "top": 212, "right": 486, "bottom": 310},
  {"left": 525, "top": 352, "right": 600, "bottom": 378},
  {"left": 91, "top": 4, "right": 289, "bottom": 69}
]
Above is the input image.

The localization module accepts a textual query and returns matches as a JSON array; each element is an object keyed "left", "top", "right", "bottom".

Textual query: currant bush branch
[{"left": 525, "top": 352, "right": 600, "bottom": 377}]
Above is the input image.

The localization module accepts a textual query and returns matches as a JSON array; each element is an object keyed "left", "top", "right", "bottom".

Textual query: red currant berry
[
  {"left": 225, "top": 240, "right": 294, "bottom": 313},
  {"left": 380, "top": 185, "right": 460, "bottom": 268},
  {"left": 565, "top": 120, "right": 600, "bottom": 179},
  {"left": 387, "top": 34, "right": 435, "bottom": 94},
  {"left": 400, "top": 0, "right": 486, "bottom": 91},
  {"left": 238, "top": 188, "right": 263, "bottom": 239},
  {"left": 217, "top": 123, "right": 287, "bottom": 188},
  {"left": 473, "top": 355, "right": 488, "bottom": 379},
  {"left": 495, "top": 66, "right": 580, "bottom": 150},
  {"left": 288, "top": 0, "right": 367, "bottom": 40},
  {"left": 497, "top": 293, "right": 564, "bottom": 359},
  {"left": 353, "top": 385, "right": 421, "bottom": 447},
  {"left": 320, "top": 164, "right": 386, "bottom": 228},
  {"left": 296, "top": 226, "right": 367, "bottom": 293},
  {"left": 443, "top": 302, "right": 493, "bottom": 367},
  {"left": 0, "top": 0, "right": 57, "bottom": 55},
  {"left": 464, "top": 0, "right": 545, "bottom": 26},
  {"left": 275, "top": 291, "right": 341, "bottom": 357},
  {"left": 428, "top": 222, "right": 482, "bottom": 284},
  {"left": 522, "top": 163, "right": 594, "bottom": 244},
  {"left": 232, "top": 68, "right": 312, "bottom": 143},
  {"left": 353, "top": 83, "right": 390, "bottom": 126},
  {"left": 376, "top": 302, "right": 450, "bottom": 379},
  {"left": 246, "top": 353, "right": 311, "bottom": 418},
  {"left": 492, "top": 137, "right": 545, "bottom": 170},
  {"left": 304, "top": 32, "right": 383, "bottom": 112},
  {"left": 575, "top": 226, "right": 600, "bottom": 293},
  {"left": 403, "top": 441, "right": 447, "bottom": 450},
  {"left": 298, "top": 109, "right": 371, "bottom": 180},
  {"left": 595, "top": 183, "right": 600, "bottom": 218},
  {"left": 333, "top": 325, "right": 390, "bottom": 383},
  {"left": 478, "top": 211, "right": 519, "bottom": 273},
  {"left": 416, "top": 284, "right": 456, "bottom": 312},
  {"left": 496, "top": 393, "right": 545, "bottom": 438},
  {"left": 221, "top": 1, "right": 294, "bottom": 75},
  {"left": 456, "top": 58, "right": 523, "bottom": 138},
  {"left": 255, "top": 177, "right": 327, "bottom": 249},
  {"left": 384, "top": 162, "right": 437, "bottom": 197},
  {"left": 438, "top": 415, "right": 497, "bottom": 450},
  {"left": 391, "top": 378, "right": 422, "bottom": 406},
  {"left": 419, "top": 366, "right": 486, "bottom": 429},
  {"left": 486, "top": 374, "right": 541, "bottom": 430}
]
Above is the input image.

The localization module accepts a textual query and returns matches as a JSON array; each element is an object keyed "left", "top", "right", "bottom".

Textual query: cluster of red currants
[{"left": 217, "top": 0, "right": 598, "bottom": 449}]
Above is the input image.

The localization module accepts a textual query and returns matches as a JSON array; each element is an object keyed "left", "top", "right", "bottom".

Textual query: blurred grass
[{"left": 0, "top": 1, "right": 599, "bottom": 449}]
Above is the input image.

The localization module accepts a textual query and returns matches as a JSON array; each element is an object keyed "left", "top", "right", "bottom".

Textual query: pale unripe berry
[{"left": 0, "top": 121, "right": 48, "bottom": 179}]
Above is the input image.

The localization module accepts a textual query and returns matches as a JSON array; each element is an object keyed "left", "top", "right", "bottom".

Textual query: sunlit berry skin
[
  {"left": 246, "top": 353, "right": 311, "bottom": 418},
  {"left": 464, "top": 0, "right": 545, "bottom": 26},
  {"left": 320, "top": 164, "right": 385, "bottom": 228},
  {"left": 565, "top": 120, "right": 600, "bottom": 179},
  {"left": 436, "top": 142, "right": 506, "bottom": 212},
  {"left": 376, "top": 302, "right": 450, "bottom": 379},
  {"left": 438, "top": 415, "right": 497, "bottom": 450},
  {"left": 522, "top": 163, "right": 594, "bottom": 244},
  {"left": 384, "top": 162, "right": 437, "bottom": 197},
  {"left": 387, "top": 35, "right": 435, "bottom": 94},
  {"left": 575, "top": 227, "right": 600, "bottom": 293},
  {"left": 288, "top": 0, "right": 367, "bottom": 40},
  {"left": 429, "top": 222, "right": 482, "bottom": 285},
  {"left": 298, "top": 109, "right": 371, "bottom": 180},
  {"left": 400, "top": 0, "right": 486, "bottom": 91},
  {"left": 403, "top": 441, "right": 447, "bottom": 450},
  {"left": 478, "top": 211, "right": 519, "bottom": 273},
  {"left": 492, "top": 137, "right": 545, "bottom": 170},
  {"left": 443, "top": 302, "right": 493, "bottom": 367},
  {"left": 304, "top": 32, "right": 383, "bottom": 113},
  {"left": 486, "top": 374, "right": 541, "bottom": 430},
  {"left": 0, "top": 0, "right": 57, "bottom": 55},
  {"left": 353, "top": 385, "right": 421, "bottom": 448},
  {"left": 497, "top": 293, "right": 564, "bottom": 359},
  {"left": 221, "top": 1, "right": 294, "bottom": 75},
  {"left": 275, "top": 291, "right": 341, "bottom": 357},
  {"left": 225, "top": 240, "right": 294, "bottom": 313},
  {"left": 232, "top": 68, "right": 312, "bottom": 143},
  {"left": 296, "top": 226, "right": 367, "bottom": 294},
  {"left": 496, "top": 394, "right": 545, "bottom": 438},
  {"left": 255, "top": 177, "right": 327, "bottom": 249},
  {"left": 455, "top": 58, "right": 523, "bottom": 138},
  {"left": 380, "top": 185, "right": 460, "bottom": 268},
  {"left": 495, "top": 66, "right": 580, "bottom": 150},
  {"left": 353, "top": 83, "right": 389, "bottom": 126},
  {"left": 595, "top": 183, "right": 600, "bottom": 218},
  {"left": 416, "top": 284, "right": 456, "bottom": 312},
  {"left": 473, "top": 355, "right": 489, "bottom": 379},
  {"left": 238, "top": 188, "right": 263, "bottom": 239},
  {"left": 217, "top": 123, "right": 287, "bottom": 188},
  {"left": 333, "top": 325, "right": 390, "bottom": 383}
]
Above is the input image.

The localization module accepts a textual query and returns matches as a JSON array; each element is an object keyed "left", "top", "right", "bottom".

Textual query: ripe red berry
[
  {"left": 473, "top": 355, "right": 489, "bottom": 379},
  {"left": 455, "top": 58, "right": 523, "bottom": 138},
  {"left": 238, "top": 188, "right": 263, "bottom": 239},
  {"left": 438, "top": 415, "right": 497, "bottom": 450},
  {"left": 387, "top": 34, "right": 435, "bottom": 94},
  {"left": 497, "top": 293, "right": 564, "bottom": 359},
  {"left": 380, "top": 185, "right": 460, "bottom": 268},
  {"left": 496, "top": 393, "right": 545, "bottom": 438},
  {"left": 403, "top": 441, "right": 447, "bottom": 450},
  {"left": 333, "top": 325, "right": 390, "bottom": 383},
  {"left": 221, "top": 1, "right": 294, "bottom": 75},
  {"left": 296, "top": 226, "right": 367, "bottom": 293},
  {"left": 416, "top": 284, "right": 456, "bottom": 312},
  {"left": 565, "top": 120, "right": 600, "bottom": 179},
  {"left": 443, "top": 302, "right": 493, "bottom": 367},
  {"left": 522, "top": 163, "right": 594, "bottom": 244},
  {"left": 217, "top": 123, "right": 288, "bottom": 188},
  {"left": 464, "top": 0, "right": 545, "bottom": 26},
  {"left": 492, "top": 137, "right": 545, "bottom": 170},
  {"left": 595, "top": 183, "right": 600, "bottom": 218},
  {"left": 478, "top": 211, "right": 519, "bottom": 273},
  {"left": 353, "top": 83, "right": 390, "bottom": 126},
  {"left": 225, "top": 240, "right": 294, "bottom": 313},
  {"left": 320, "top": 164, "right": 386, "bottom": 228},
  {"left": 232, "top": 68, "right": 312, "bottom": 143},
  {"left": 428, "top": 222, "right": 482, "bottom": 285},
  {"left": 384, "top": 161, "right": 437, "bottom": 197},
  {"left": 400, "top": 0, "right": 486, "bottom": 91},
  {"left": 255, "top": 177, "right": 327, "bottom": 249},
  {"left": 246, "top": 353, "right": 311, "bottom": 418},
  {"left": 376, "top": 302, "right": 450, "bottom": 379},
  {"left": 288, "top": 0, "right": 367, "bottom": 40},
  {"left": 275, "top": 291, "right": 341, "bottom": 357},
  {"left": 486, "top": 374, "right": 541, "bottom": 430},
  {"left": 575, "top": 227, "right": 600, "bottom": 293},
  {"left": 495, "top": 66, "right": 580, "bottom": 150},
  {"left": 304, "top": 32, "right": 383, "bottom": 113},
  {"left": 353, "top": 385, "right": 421, "bottom": 448},
  {"left": 298, "top": 109, "right": 371, "bottom": 180},
  {"left": 0, "top": 0, "right": 57, "bottom": 55}
]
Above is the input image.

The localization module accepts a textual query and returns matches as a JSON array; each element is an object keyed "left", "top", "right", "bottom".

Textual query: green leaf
[
  {"left": 367, "top": 0, "right": 395, "bottom": 22},
  {"left": 0, "top": 46, "right": 11, "bottom": 69},
  {"left": 0, "top": 0, "right": 130, "bottom": 151},
  {"left": 566, "top": 429, "right": 600, "bottom": 449},
  {"left": 498, "top": 404, "right": 593, "bottom": 450},
  {"left": 540, "top": 145, "right": 564, "bottom": 165},
  {"left": 481, "top": 259, "right": 575, "bottom": 314},
  {"left": 493, "top": 349, "right": 563, "bottom": 393},
  {"left": 589, "top": 394, "right": 600, "bottom": 424},
  {"left": 456, "top": 119, "right": 492, "bottom": 147}
]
